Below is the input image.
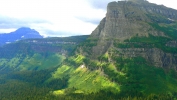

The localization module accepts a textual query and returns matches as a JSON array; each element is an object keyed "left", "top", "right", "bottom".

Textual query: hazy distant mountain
[{"left": 0, "top": 27, "right": 43, "bottom": 46}]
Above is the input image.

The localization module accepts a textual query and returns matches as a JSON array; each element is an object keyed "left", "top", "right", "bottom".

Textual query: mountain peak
[
  {"left": 14, "top": 27, "right": 37, "bottom": 34},
  {"left": 18, "top": 27, "right": 31, "bottom": 30},
  {"left": 92, "top": 0, "right": 177, "bottom": 41},
  {"left": 0, "top": 27, "right": 43, "bottom": 46}
]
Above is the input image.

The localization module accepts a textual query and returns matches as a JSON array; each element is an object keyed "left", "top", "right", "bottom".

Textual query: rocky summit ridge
[{"left": 92, "top": 0, "right": 177, "bottom": 40}]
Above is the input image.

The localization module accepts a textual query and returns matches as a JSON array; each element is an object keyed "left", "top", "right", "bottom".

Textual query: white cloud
[
  {"left": 148, "top": 0, "right": 177, "bottom": 10},
  {"left": 0, "top": 0, "right": 177, "bottom": 37},
  {"left": 0, "top": 0, "right": 107, "bottom": 36},
  {"left": 0, "top": 28, "right": 17, "bottom": 33},
  {"left": 85, "top": 0, "right": 113, "bottom": 9}
]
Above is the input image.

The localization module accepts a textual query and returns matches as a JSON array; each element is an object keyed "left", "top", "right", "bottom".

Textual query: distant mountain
[{"left": 0, "top": 27, "right": 43, "bottom": 46}]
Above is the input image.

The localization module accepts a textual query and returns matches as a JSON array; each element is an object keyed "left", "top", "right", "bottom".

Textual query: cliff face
[
  {"left": 117, "top": 48, "right": 177, "bottom": 69},
  {"left": 85, "top": 0, "right": 177, "bottom": 69},
  {"left": 91, "top": 0, "right": 177, "bottom": 40}
]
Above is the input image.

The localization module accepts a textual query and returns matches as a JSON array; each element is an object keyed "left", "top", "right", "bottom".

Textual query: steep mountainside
[
  {"left": 0, "top": 27, "right": 43, "bottom": 46},
  {"left": 48, "top": 0, "right": 177, "bottom": 99},
  {"left": 91, "top": 0, "right": 176, "bottom": 46},
  {"left": 83, "top": 0, "right": 177, "bottom": 69}
]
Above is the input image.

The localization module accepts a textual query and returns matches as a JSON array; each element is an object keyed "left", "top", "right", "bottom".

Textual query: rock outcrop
[{"left": 117, "top": 48, "right": 177, "bottom": 69}]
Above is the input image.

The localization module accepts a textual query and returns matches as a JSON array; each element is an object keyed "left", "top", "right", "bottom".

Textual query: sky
[{"left": 0, "top": 0, "right": 177, "bottom": 37}]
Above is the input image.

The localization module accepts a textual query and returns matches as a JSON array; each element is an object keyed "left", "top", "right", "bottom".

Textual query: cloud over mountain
[{"left": 0, "top": 0, "right": 177, "bottom": 37}]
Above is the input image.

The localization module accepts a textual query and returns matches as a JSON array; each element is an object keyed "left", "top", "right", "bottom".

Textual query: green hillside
[
  {"left": 0, "top": 35, "right": 89, "bottom": 100},
  {"left": 0, "top": 35, "right": 88, "bottom": 71}
]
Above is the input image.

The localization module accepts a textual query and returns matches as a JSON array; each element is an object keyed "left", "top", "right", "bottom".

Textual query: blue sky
[{"left": 0, "top": 0, "right": 177, "bottom": 37}]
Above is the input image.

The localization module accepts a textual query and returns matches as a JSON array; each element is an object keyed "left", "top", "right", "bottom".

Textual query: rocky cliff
[
  {"left": 82, "top": 0, "right": 177, "bottom": 69},
  {"left": 92, "top": 0, "right": 177, "bottom": 39}
]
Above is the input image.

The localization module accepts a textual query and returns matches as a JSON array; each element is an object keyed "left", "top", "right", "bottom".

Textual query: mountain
[
  {"left": 88, "top": 0, "right": 177, "bottom": 69},
  {"left": 0, "top": 35, "right": 88, "bottom": 71},
  {"left": 1, "top": 0, "right": 177, "bottom": 99},
  {"left": 0, "top": 27, "right": 43, "bottom": 46},
  {"left": 48, "top": 0, "right": 177, "bottom": 99}
]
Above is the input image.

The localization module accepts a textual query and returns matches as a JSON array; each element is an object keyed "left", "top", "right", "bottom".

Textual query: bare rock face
[
  {"left": 90, "top": 1, "right": 157, "bottom": 57},
  {"left": 117, "top": 48, "right": 177, "bottom": 69},
  {"left": 91, "top": 0, "right": 177, "bottom": 40},
  {"left": 85, "top": 0, "right": 177, "bottom": 69},
  {"left": 92, "top": 1, "right": 149, "bottom": 41},
  {"left": 166, "top": 41, "right": 177, "bottom": 48}
]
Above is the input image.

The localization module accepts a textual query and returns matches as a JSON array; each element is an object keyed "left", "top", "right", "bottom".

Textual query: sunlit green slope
[{"left": 0, "top": 35, "right": 90, "bottom": 100}]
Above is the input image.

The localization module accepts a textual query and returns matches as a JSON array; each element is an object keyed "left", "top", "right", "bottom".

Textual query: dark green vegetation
[
  {"left": 49, "top": 50, "right": 177, "bottom": 99},
  {"left": 78, "top": 37, "right": 98, "bottom": 55},
  {"left": 0, "top": 31, "right": 177, "bottom": 99},
  {"left": 114, "top": 22, "right": 177, "bottom": 53},
  {"left": 115, "top": 34, "right": 177, "bottom": 53},
  {"left": 0, "top": 35, "right": 88, "bottom": 71},
  {"left": 0, "top": 35, "right": 90, "bottom": 100}
]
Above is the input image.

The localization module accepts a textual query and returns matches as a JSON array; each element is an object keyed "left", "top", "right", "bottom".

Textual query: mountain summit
[
  {"left": 0, "top": 27, "right": 43, "bottom": 46},
  {"left": 92, "top": 0, "right": 177, "bottom": 40}
]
